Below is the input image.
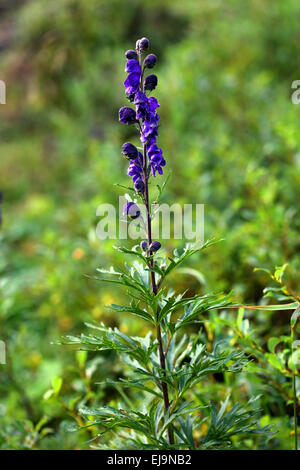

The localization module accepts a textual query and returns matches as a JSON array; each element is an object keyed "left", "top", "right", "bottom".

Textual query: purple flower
[
  {"left": 122, "top": 142, "right": 138, "bottom": 159},
  {"left": 123, "top": 202, "right": 141, "bottom": 220},
  {"left": 119, "top": 106, "right": 136, "bottom": 125},
  {"left": 148, "top": 144, "right": 165, "bottom": 176},
  {"left": 144, "top": 54, "right": 157, "bottom": 69},
  {"left": 127, "top": 151, "right": 143, "bottom": 182},
  {"left": 140, "top": 240, "right": 148, "bottom": 251},
  {"left": 134, "top": 91, "right": 149, "bottom": 120},
  {"left": 120, "top": 38, "right": 165, "bottom": 179},
  {"left": 124, "top": 73, "right": 140, "bottom": 98},
  {"left": 144, "top": 74, "right": 158, "bottom": 91},
  {"left": 149, "top": 241, "right": 161, "bottom": 252},
  {"left": 125, "top": 49, "right": 138, "bottom": 60},
  {"left": 134, "top": 178, "right": 145, "bottom": 193},
  {"left": 128, "top": 161, "right": 142, "bottom": 182},
  {"left": 141, "top": 119, "right": 157, "bottom": 142},
  {"left": 125, "top": 59, "right": 141, "bottom": 74},
  {"left": 148, "top": 96, "right": 160, "bottom": 113}
]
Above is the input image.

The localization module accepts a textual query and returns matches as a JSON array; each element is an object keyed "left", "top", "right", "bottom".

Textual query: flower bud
[
  {"left": 149, "top": 241, "right": 161, "bottom": 252},
  {"left": 136, "top": 37, "right": 149, "bottom": 52},
  {"left": 140, "top": 240, "right": 148, "bottom": 251},
  {"left": 123, "top": 202, "right": 141, "bottom": 220},
  {"left": 144, "top": 74, "right": 158, "bottom": 91},
  {"left": 118, "top": 106, "right": 137, "bottom": 125},
  {"left": 122, "top": 142, "right": 138, "bottom": 159},
  {"left": 125, "top": 49, "right": 138, "bottom": 60},
  {"left": 134, "top": 178, "right": 145, "bottom": 193},
  {"left": 144, "top": 54, "right": 157, "bottom": 69}
]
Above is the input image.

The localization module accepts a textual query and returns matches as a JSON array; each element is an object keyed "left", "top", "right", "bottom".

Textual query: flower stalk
[{"left": 120, "top": 36, "right": 174, "bottom": 445}]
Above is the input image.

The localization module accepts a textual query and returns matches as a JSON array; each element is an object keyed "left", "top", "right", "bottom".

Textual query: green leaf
[
  {"left": 265, "top": 353, "right": 284, "bottom": 371},
  {"left": 51, "top": 376, "right": 63, "bottom": 394},
  {"left": 108, "top": 303, "right": 154, "bottom": 324},
  {"left": 291, "top": 305, "right": 300, "bottom": 328},
  {"left": 267, "top": 337, "right": 282, "bottom": 354},
  {"left": 288, "top": 349, "right": 300, "bottom": 372},
  {"left": 274, "top": 264, "right": 288, "bottom": 283}
]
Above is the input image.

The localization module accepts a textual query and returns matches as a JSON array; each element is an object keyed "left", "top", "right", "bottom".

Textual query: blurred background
[{"left": 1, "top": 0, "right": 300, "bottom": 449}]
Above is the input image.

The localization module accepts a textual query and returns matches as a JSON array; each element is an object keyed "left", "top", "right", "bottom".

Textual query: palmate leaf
[
  {"left": 162, "top": 239, "right": 219, "bottom": 280},
  {"left": 158, "top": 402, "right": 203, "bottom": 440},
  {"left": 79, "top": 405, "right": 151, "bottom": 436},
  {"left": 94, "top": 263, "right": 154, "bottom": 304},
  {"left": 174, "top": 292, "right": 233, "bottom": 330},
  {"left": 175, "top": 348, "right": 247, "bottom": 397},
  {"left": 201, "top": 396, "right": 273, "bottom": 449},
  {"left": 148, "top": 338, "right": 247, "bottom": 397},
  {"left": 157, "top": 291, "right": 232, "bottom": 324},
  {"left": 61, "top": 324, "right": 157, "bottom": 369}
]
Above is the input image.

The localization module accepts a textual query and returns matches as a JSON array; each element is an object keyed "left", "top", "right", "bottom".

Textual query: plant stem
[
  {"left": 138, "top": 48, "right": 174, "bottom": 446},
  {"left": 291, "top": 325, "right": 298, "bottom": 450},
  {"left": 293, "top": 374, "right": 298, "bottom": 450},
  {"left": 142, "top": 143, "right": 174, "bottom": 446}
]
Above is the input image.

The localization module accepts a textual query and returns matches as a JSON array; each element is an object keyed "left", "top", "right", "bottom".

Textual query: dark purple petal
[
  {"left": 148, "top": 96, "right": 160, "bottom": 112},
  {"left": 119, "top": 106, "right": 136, "bottom": 124},
  {"left": 144, "top": 54, "right": 157, "bottom": 69},
  {"left": 144, "top": 74, "right": 158, "bottom": 91},
  {"left": 134, "top": 178, "right": 145, "bottom": 193},
  {"left": 125, "top": 49, "right": 138, "bottom": 60},
  {"left": 122, "top": 142, "right": 138, "bottom": 159},
  {"left": 124, "top": 73, "right": 140, "bottom": 96},
  {"left": 125, "top": 59, "right": 141, "bottom": 74},
  {"left": 149, "top": 241, "right": 161, "bottom": 252},
  {"left": 140, "top": 240, "right": 148, "bottom": 251}
]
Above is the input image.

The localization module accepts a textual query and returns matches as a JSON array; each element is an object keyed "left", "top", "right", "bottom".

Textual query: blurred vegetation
[{"left": 0, "top": 0, "right": 300, "bottom": 449}]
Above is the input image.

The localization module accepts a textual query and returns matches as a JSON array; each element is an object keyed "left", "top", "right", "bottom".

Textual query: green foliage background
[{"left": 0, "top": 0, "right": 300, "bottom": 449}]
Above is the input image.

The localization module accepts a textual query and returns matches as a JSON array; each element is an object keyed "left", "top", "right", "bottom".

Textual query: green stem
[
  {"left": 293, "top": 374, "right": 298, "bottom": 450},
  {"left": 291, "top": 326, "right": 298, "bottom": 450}
]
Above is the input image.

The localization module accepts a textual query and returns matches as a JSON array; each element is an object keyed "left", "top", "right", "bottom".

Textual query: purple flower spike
[{"left": 120, "top": 38, "right": 165, "bottom": 180}]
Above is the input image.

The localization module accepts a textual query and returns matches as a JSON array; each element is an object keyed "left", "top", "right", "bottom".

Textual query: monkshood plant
[{"left": 62, "top": 38, "right": 273, "bottom": 450}]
